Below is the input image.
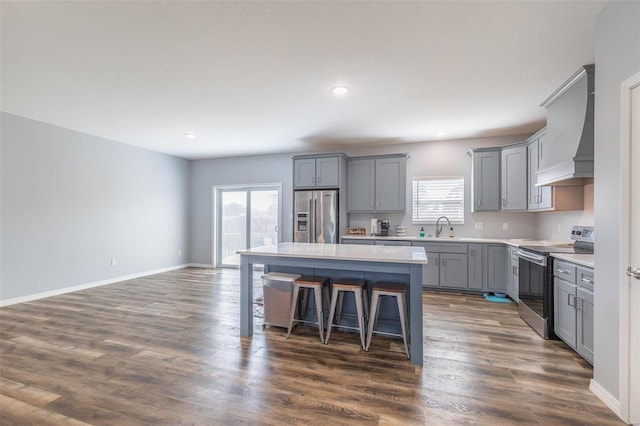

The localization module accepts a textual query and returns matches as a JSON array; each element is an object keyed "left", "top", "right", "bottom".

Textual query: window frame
[{"left": 411, "top": 176, "right": 465, "bottom": 224}]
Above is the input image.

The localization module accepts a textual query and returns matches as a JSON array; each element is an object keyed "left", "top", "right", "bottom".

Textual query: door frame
[
  {"left": 212, "top": 183, "right": 282, "bottom": 268},
  {"left": 618, "top": 70, "right": 640, "bottom": 424}
]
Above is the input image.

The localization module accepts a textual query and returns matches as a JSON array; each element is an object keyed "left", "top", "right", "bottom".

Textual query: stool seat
[
  {"left": 366, "top": 281, "right": 410, "bottom": 359},
  {"left": 287, "top": 276, "right": 329, "bottom": 343},
  {"left": 325, "top": 278, "right": 369, "bottom": 349},
  {"left": 372, "top": 281, "right": 407, "bottom": 293}
]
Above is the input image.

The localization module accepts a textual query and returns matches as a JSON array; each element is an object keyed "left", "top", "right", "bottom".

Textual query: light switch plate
[
  {"left": 475, "top": 222, "right": 483, "bottom": 230},
  {"left": 503, "top": 222, "right": 509, "bottom": 230}
]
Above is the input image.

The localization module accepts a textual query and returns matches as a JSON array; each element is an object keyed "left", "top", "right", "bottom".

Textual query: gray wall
[
  {"left": 189, "top": 134, "right": 548, "bottom": 265},
  {"left": 0, "top": 113, "right": 190, "bottom": 302},
  {"left": 189, "top": 153, "right": 294, "bottom": 265},
  {"left": 593, "top": 0, "right": 640, "bottom": 400}
]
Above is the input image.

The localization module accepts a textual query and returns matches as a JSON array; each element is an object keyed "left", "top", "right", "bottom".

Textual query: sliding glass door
[{"left": 215, "top": 185, "right": 280, "bottom": 267}]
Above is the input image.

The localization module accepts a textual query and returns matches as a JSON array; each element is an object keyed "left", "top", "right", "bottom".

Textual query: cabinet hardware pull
[
  {"left": 557, "top": 268, "right": 566, "bottom": 274},
  {"left": 568, "top": 293, "right": 575, "bottom": 307},
  {"left": 581, "top": 277, "right": 593, "bottom": 284},
  {"left": 627, "top": 267, "right": 640, "bottom": 279}
]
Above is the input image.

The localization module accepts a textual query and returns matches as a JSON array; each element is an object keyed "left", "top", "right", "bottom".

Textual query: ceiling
[{"left": 1, "top": 1, "right": 605, "bottom": 160}]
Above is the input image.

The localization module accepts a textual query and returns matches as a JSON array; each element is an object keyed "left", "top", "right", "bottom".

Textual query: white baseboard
[
  {"left": 590, "top": 379, "right": 621, "bottom": 418},
  {"left": 188, "top": 263, "right": 214, "bottom": 268},
  {"left": 0, "top": 264, "right": 190, "bottom": 307}
]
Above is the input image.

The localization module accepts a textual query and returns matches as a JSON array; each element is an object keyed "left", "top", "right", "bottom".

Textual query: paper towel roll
[{"left": 370, "top": 218, "right": 378, "bottom": 236}]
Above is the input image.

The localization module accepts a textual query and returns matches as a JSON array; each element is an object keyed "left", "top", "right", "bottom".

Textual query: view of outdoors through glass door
[{"left": 218, "top": 187, "right": 279, "bottom": 266}]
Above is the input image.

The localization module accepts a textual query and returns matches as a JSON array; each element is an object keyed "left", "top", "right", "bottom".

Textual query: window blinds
[{"left": 412, "top": 177, "right": 464, "bottom": 223}]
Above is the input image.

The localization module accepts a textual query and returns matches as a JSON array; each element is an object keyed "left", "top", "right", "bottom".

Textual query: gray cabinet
[
  {"left": 553, "top": 260, "right": 594, "bottom": 364},
  {"left": 467, "top": 244, "right": 485, "bottom": 290},
  {"left": 293, "top": 155, "right": 340, "bottom": 188},
  {"left": 527, "top": 131, "right": 553, "bottom": 210},
  {"left": 347, "top": 155, "right": 406, "bottom": 212},
  {"left": 501, "top": 144, "right": 528, "bottom": 211},
  {"left": 486, "top": 245, "right": 508, "bottom": 293},
  {"left": 470, "top": 148, "right": 501, "bottom": 212},
  {"left": 339, "top": 237, "right": 375, "bottom": 245},
  {"left": 413, "top": 242, "right": 468, "bottom": 289},
  {"left": 508, "top": 247, "right": 519, "bottom": 302}
]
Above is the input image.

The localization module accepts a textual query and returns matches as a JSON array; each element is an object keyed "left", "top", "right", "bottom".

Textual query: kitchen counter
[
  {"left": 237, "top": 242, "right": 427, "bottom": 365},
  {"left": 341, "top": 235, "right": 571, "bottom": 248},
  {"left": 551, "top": 253, "right": 595, "bottom": 268}
]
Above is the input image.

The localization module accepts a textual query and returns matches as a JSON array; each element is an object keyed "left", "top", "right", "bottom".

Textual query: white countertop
[
  {"left": 238, "top": 242, "right": 428, "bottom": 264},
  {"left": 340, "top": 235, "right": 572, "bottom": 248},
  {"left": 551, "top": 253, "right": 595, "bottom": 268}
]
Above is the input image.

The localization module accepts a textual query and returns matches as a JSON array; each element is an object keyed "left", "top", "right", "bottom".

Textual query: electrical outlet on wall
[
  {"left": 178, "top": 249, "right": 182, "bottom": 256},
  {"left": 503, "top": 222, "right": 509, "bottom": 230},
  {"left": 111, "top": 258, "right": 117, "bottom": 267},
  {"left": 475, "top": 222, "right": 483, "bottom": 230},
  {"left": 557, "top": 225, "right": 562, "bottom": 233}
]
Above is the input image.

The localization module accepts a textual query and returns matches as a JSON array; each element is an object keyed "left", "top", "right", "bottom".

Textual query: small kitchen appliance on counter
[
  {"left": 516, "top": 225, "right": 594, "bottom": 339},
  {"left": 379, "top": 220, "right": 390, "bottom": 236}
]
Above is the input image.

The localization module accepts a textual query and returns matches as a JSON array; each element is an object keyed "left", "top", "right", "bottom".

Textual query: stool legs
[
  {"left": 396, "top": 293, "right": 410, "bottom": 359},
  {"left": 313, "top": 285, "right": 325, "bottom": 343},
  {"left": 286, "top": 285, "right": 302, "bottom": 339},
  {"left": 365, "top": 291, "right": 380, "bottom": 352},
  {"left": 325, "top": 285, "right": 368, "bottom": 350},
  {"left": 353, "top": 288, "right": 366, "bottom": 349}
]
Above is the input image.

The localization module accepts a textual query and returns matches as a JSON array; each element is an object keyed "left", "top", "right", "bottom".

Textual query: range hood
[{"left": 537, "top": 64, "right": 595, "bottom": 186}]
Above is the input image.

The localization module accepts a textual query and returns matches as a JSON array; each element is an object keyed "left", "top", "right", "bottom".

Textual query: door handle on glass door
[{"left": 627, "top": 267, "right": 640, "bottom": 279}]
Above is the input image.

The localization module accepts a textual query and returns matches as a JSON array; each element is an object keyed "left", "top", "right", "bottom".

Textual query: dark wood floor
[{"left": 0, "top": 267, "right": 623, "bottom": 425}]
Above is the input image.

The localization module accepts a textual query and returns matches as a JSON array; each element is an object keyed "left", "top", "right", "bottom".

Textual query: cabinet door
[
  {"left": 510, "top": 257, "right": 519, "bottom": 302},
  {"left": 374, "top": 157, "right": 406, "bottom": 211},
  {"left": 527, "top": 140, "right": 540, "bottom": 210},
  {"left": 486, "top": 245, "right": 508, "bottom": 292},
  {"left": 315, "top": 156, "right": 339, "bottom": 187},
  {"left": 537, "top": 133, "right": 553, "bottom": 209},
  {"left": 554, "top": 278, "right": 577, "bottom": 348},
  {"left": 501, "top": 145, "right": 528, "bottom": 211},
  {"left": 440, "top": 253, "right": 468, "bottom": 288},
  {"left": 577, "top": 287, "right": 594, "bottom": 364},
  {"left": 293, "top": 158, "right": 317, "bottom": 188},
  {"left": 423, "top": 253, "right": 440, "bottom": 287},
  {"left": 472, "top": 150, "right": 501, "bottom": 211},
  {"left": 467, "top": 244, "right": 484, "bottom": 290},
  {"left": 347, "top": 159, "right": 375, "bottom": 211}
]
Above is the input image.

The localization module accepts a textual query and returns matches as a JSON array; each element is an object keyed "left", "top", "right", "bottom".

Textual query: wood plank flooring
[{"left": 0, "top": 267, "right": 623, "bottom": 425}]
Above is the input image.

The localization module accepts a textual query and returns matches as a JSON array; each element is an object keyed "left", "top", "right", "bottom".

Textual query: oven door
[{"left": 517, "top": 250, "right": 553, "bottom": 338}]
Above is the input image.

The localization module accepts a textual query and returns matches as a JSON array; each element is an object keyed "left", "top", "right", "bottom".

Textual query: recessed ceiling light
[
  {"left": 331, "top": 86, "right": 349, "bottom": 96},
  {"left": 437, "top": 131, "right": 448, "bottom": 137},
  {"left": 184, "top": 132, "right": 197, "bottom": 139}
]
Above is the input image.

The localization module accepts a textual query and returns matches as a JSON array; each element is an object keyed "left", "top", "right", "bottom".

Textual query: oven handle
[{"left": 516, "top": 250, "right": 547, "bottom": 267}]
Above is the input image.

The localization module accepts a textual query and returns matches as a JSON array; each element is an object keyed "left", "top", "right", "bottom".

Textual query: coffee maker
[{"left": 379, "top": 219, "right": 390, "bottom": 236}]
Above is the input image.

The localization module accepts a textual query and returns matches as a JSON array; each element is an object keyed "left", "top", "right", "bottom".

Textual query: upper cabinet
[
  {"left": 527, "top": 128, "right": 584, "bottom": 211},
  {"left": 347, "top": 155, "right": 406, "bottom": 212},
  {"left": 501, "top": 144, "right": 528, "bottom": 211},
  {"left": 528, "top": 130, "right": 553, "bottom": 210},
  {"left": 470, "top": 148, "right": 501, "bottom": 212},
  {"left": 293, "top": 154, "right": 343, "bottom": 188}
]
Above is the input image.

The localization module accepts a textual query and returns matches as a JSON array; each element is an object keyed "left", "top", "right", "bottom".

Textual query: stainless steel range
[{"left": 516, "top": 226, "right": 594, "bottom": 339}]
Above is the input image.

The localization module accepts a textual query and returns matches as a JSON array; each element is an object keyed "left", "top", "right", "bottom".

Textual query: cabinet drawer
[
  {"left": 577, "top": 266, "right": 594, "bottom": 291},
  {"left": 340, "top": 238, "right": 375, "bottom": 245},
  {"left": 554, "top": 260, "right": 576, "bottom": 283},
  {"left": 412, "top": 242, "right": 468, "bottom": 254}
]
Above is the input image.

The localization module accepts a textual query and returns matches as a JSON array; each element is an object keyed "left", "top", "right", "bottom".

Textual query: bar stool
[
  {"left": 286, "top": 276, "right": 329, "bottom": 343},
  {"left": 365, "top": 281, "right": 410, "bottom": 359},
  {"left": 324, "top": 278, "right": 369, "bottom": 349}
]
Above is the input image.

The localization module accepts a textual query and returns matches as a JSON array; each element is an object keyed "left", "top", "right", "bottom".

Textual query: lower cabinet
[
  {"left": 553, "top": 260, "right": 594, "bottom": 364},
  {"left": 467, "top": 244, "right": 484, "bottom": 290},
  {"left": 413, "top": 242, "right": 468, "bottom": 289},
  {"left": 486, "top": 245, "right": 509, "bottom": 294},
  {"left": 508, "top": 247, "right": 519, "bottom": 302}
]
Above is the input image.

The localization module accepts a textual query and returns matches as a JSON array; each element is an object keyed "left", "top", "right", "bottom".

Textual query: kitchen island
[{"left": 238, "top": 242, "right": 428, "bottom": 365}]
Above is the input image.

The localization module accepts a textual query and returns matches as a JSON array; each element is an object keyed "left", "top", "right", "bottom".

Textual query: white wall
[
  {"left": 593, "top": 0, "right": 640, "bottom": 402},
  {"left": 0, "top": 113, "right": 190, "bottom": 303},
  {"left": 535, "top": 182, "right": 594, "bottom": 241}
]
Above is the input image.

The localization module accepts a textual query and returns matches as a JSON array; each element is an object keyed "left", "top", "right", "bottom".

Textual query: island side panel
[
  {"left": 409, "top": 263, "right": 423, "bottom": 365},
  {"left": 239, "top": 254, "right": 253, "bottom": 337}
]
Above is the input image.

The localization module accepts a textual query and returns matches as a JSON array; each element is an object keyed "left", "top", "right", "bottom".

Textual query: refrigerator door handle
[{"left": 309, "top": 198, "right": 315, "bottom": 243}]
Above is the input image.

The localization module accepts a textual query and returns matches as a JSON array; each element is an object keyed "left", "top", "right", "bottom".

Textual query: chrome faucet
[{"left": 435, "top": 216, "right": 452, "bottom": 238}]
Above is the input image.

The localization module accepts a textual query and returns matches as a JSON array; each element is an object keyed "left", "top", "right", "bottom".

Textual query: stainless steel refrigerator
[{"left": 294, "top": 190, "right": 338, "bottom": 243}]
